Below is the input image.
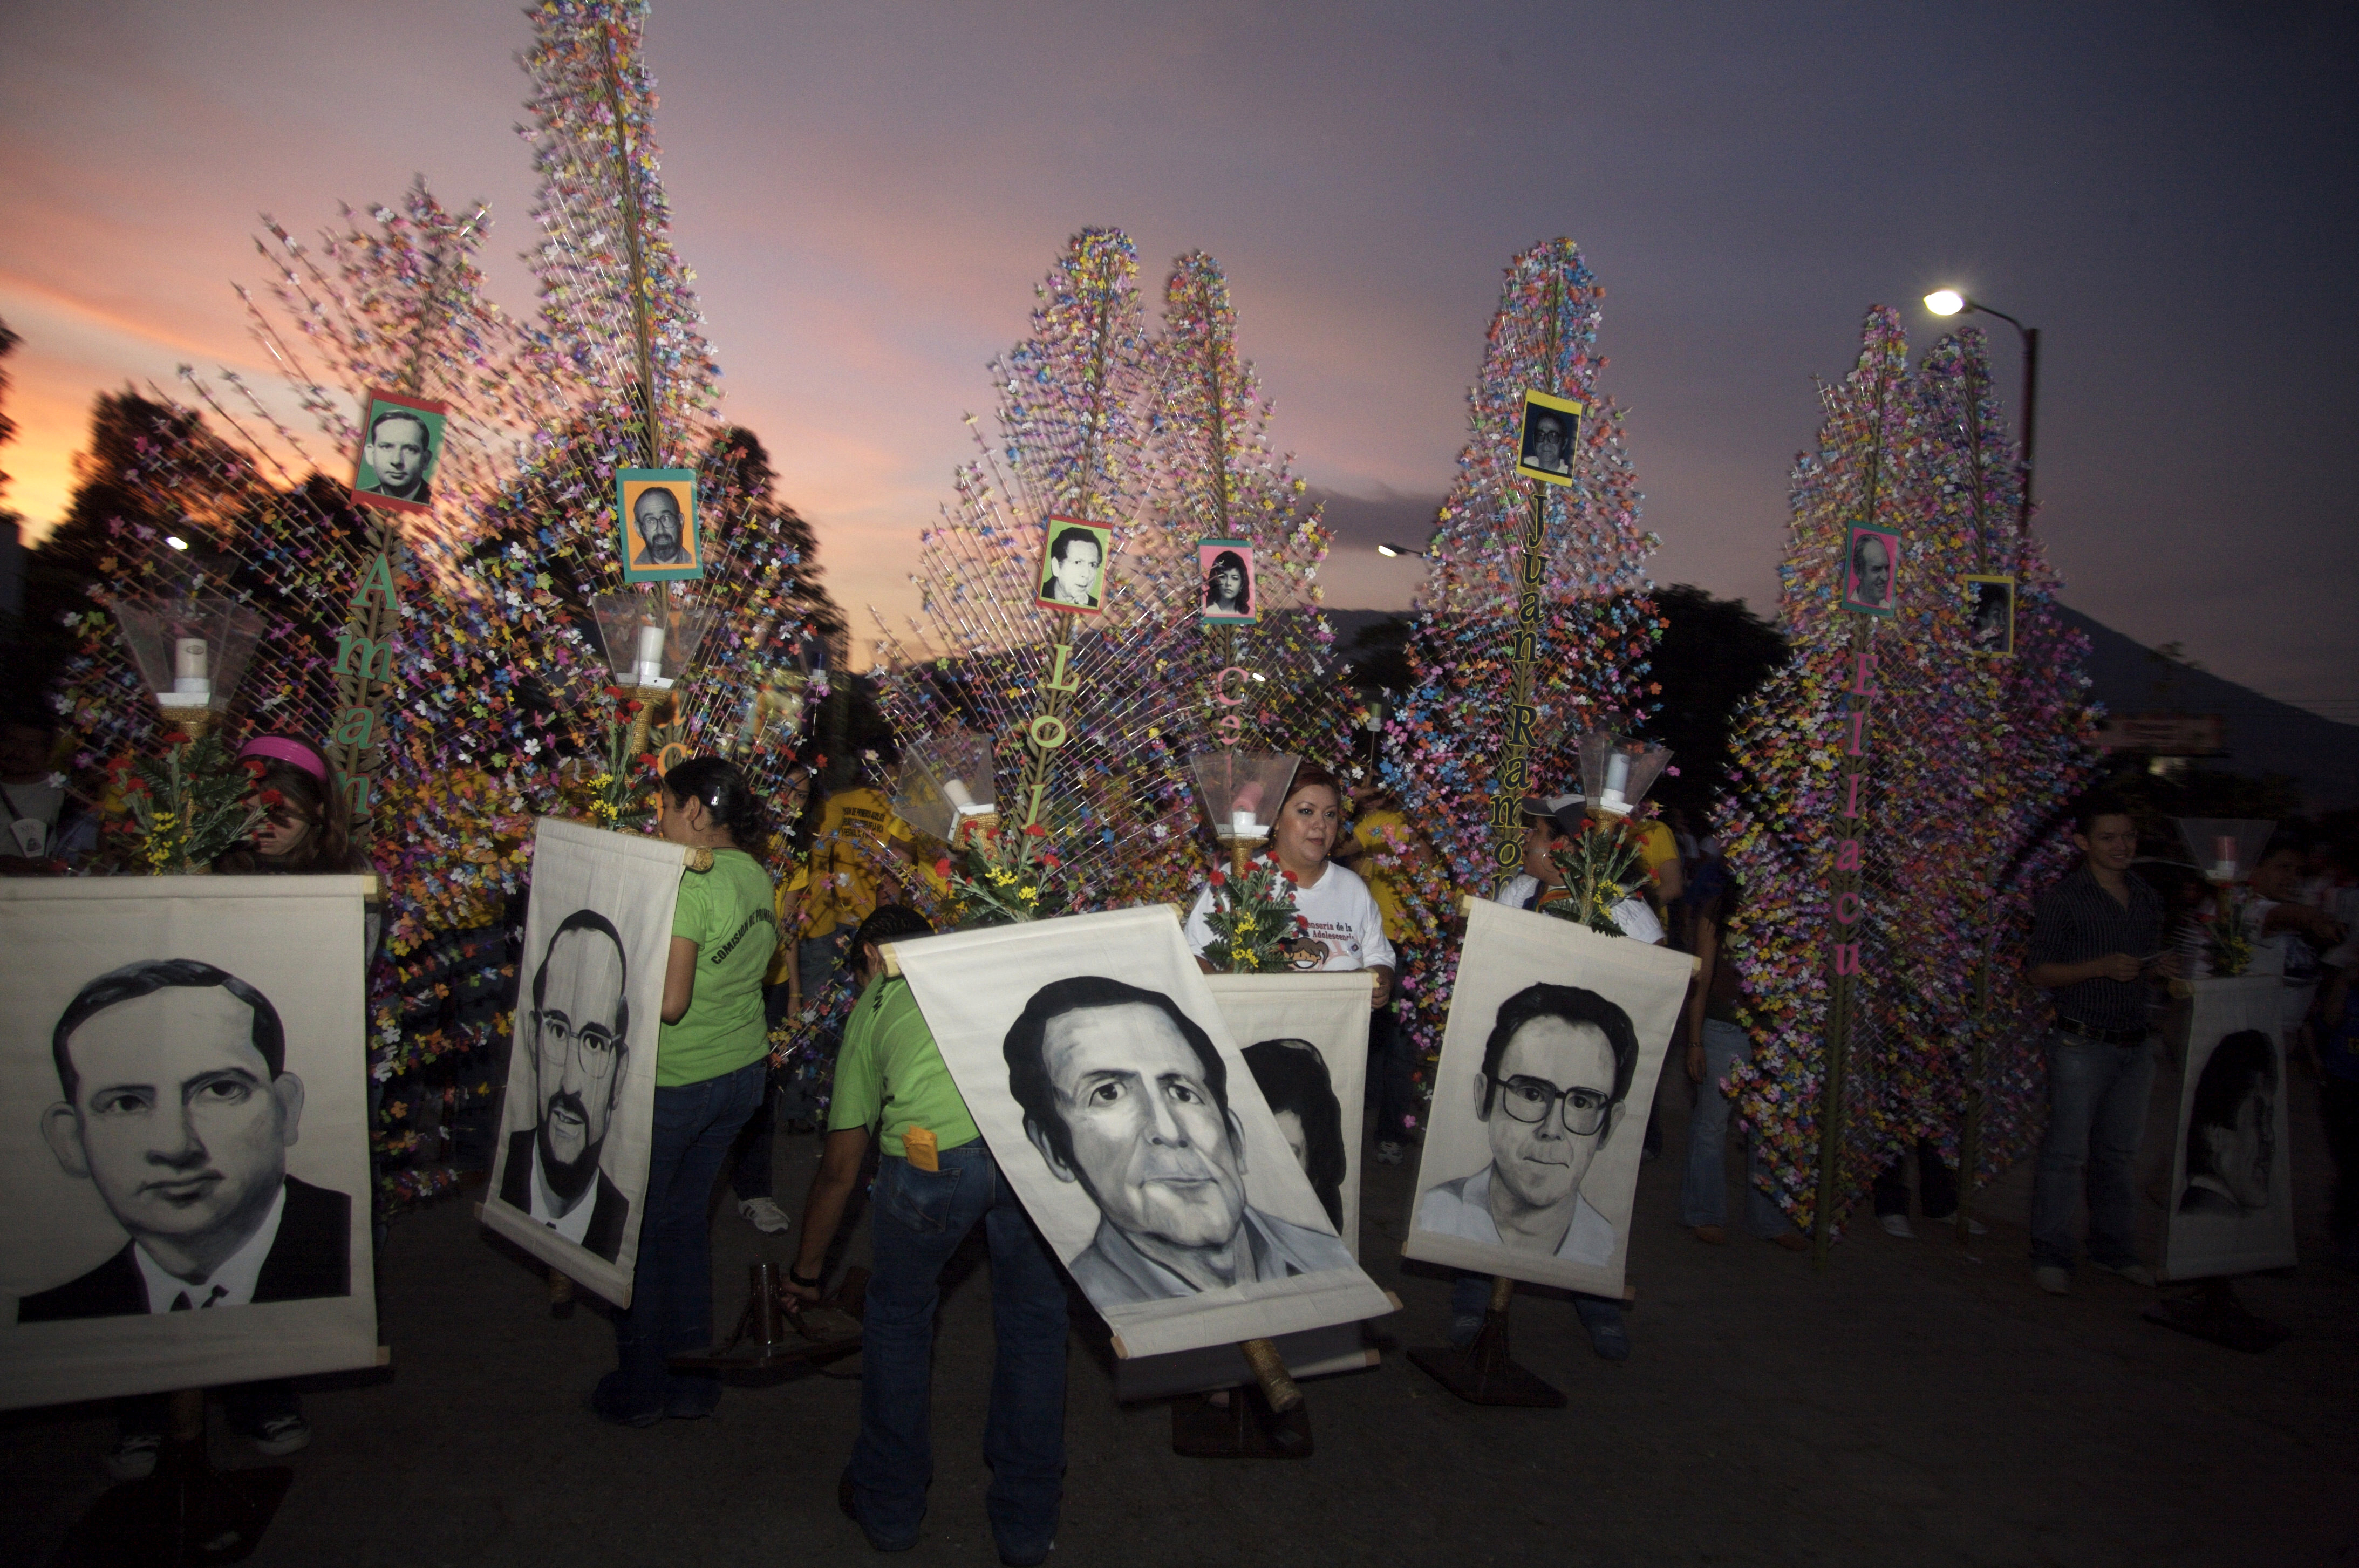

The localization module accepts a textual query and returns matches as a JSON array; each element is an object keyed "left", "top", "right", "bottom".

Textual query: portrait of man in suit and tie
[
  {"left": 497, "top": 909, "right": 633, "bottom": 1262},
  {"left": 21, "top": 959, "right": 351, "bottom": 1321}
]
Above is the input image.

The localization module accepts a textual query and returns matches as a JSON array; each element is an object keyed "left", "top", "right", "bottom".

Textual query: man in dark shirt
[{"left": 2023, "top": 795, "right": 2179, "bottom": 1295}]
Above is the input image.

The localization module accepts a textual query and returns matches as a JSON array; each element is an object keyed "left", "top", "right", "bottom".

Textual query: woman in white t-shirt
[{"left": 1184, "top": 763, "right": 1395, "bottom": 1008}]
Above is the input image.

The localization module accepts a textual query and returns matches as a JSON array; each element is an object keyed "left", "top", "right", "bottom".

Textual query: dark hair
[
  {"left": 1004, "top": 976, "right": 1232, "bottom": 1172},
  {"left": 1204, "top": 549, "right": 1250, "bottom": 611},
  {"left": 1478, "top": 982, "right": 1640, "bottom": 1113},
  {"left": 2184, "top": 1029, "right": 2275, "bottom": 1180},
  {"left": 215, "top": 732, "right": 355, "bottom": 876},
  {"left": 53, "top": 959, "right": 284, "bottom": 1102},
  {"left": 1243, "top": 1038, "right": 1345, "bottom": 1230},
  {"left": 2070, "top": 793, "right": 2135, "bottom": 838},
  {"left": 663, "top": 756, "right": 768, "bottom": 853},
  {"left": 633, "top": 485, "right": 681, "bottom": 518},
  {"left": 1279, "top": 763, "right": 1342, "bottom": 815},
  {"left": 369, "top": 405, "right": 432, "bottom": 445},
  {"left": 851, "top": 903, "right": 933, "bottom": 964},
  {"left": 531, "top": 908, "right": 630, "bottom": 1046},
  {"left": 1048, "top": 525, "right": 1102, "bottom": 565}
]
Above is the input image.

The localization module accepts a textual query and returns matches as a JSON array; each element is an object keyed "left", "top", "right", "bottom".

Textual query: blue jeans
[
  {"left": 1677, "top": 1019, "right": 1794, "bottom": 1237},
  {"left": 2029, "top": 1031, "right": 2155, "bottom": 1270},
  {"left": 1368, "top": 970, "right": 1417, "bottom": 1142},
  {"left": 605, "top": 1057, "right": 767, "bottom": 1418},
  {"left": 847, "top": 1143, "right": 1067, "bottom": 1558}
]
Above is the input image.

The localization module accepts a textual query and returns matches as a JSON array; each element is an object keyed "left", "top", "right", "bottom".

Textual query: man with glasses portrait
[
  {"left": 500, "top": 909, "right": 633, "bottom": 1261},
  {"left": 1417, "top": 981, "right": 1639, "bottom": 1265}
]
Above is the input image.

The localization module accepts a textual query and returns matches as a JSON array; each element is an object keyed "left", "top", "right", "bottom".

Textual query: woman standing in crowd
[
  {"left": 1183, "top": 763, "right": 1394, "bottom": 1014},
  {"left": 593, "top": 756, "right": 779, "bottom": 1426}
]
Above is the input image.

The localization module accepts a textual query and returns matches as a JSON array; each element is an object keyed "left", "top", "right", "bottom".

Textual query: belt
[{"left": 2056, "top": 1017, "right": 2148, "bottom": 1046}]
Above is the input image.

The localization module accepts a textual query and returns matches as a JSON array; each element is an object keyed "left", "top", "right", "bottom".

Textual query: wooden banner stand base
[
  {"left": 1406, "top": 1277, "right": 1566, "bottom": 1408},
  {"left": 1170, "top": 1337, "right": 1312, "bottom": 1458},
  {"left": 63, "top": 1389, "right": 292, "bottom": 1567},
  {"left": 667, "top": 1261, "right": 869, "bottom": 1376},
  {"left": 2142, "top": 1276, "right": 2289, "bottom": 1355}
]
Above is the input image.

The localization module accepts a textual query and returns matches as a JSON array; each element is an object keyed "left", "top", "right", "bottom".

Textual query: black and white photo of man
[
  {"left": 1417, "top": 983, "right": 1637, "bottom": 1265},
  {"left": 355, "top": 405, "right": 435, "bottom": 505},
  {"left": 1515, "top": 390, "right": 1583, "bottom": 486},
  {"left": 1967, "top": 577, "right": 2014, "bottom": 653},
  {"left": 629, "top": 485, "right": 692, "bottom": 568},
  {"left": 1038, "top": 524, "right": 1107, "bottom": 610},
  {"left": 21, "top": 960, "right": 350, "bottom": 1321},
  {"left": 499, "top": 909, "right": 632, "bottom": 1262},
  {"left": 2178, "top": 1030, "right": 2278, "bottom": 1219},
  {"left": 1522, "top": 412, "right": 1571, "bottom": 477},
  {"left": 1003, "top": 976, "right": 1352, "bottom": 1303},
  {"left": 1844, "top": 527, "right": 1899, "bottom": 613}
]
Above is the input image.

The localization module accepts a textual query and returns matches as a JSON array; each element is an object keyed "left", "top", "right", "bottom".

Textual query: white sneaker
[
  {"left": 2095, "top": 1260, "right": 2157, "bottom": 1287},
  {"left": 250, "top": 1414, "right": 312, "bottom": 1457},
  {"left": 2034, "top": 1266, "right": 2071, "bottom": 1296},
  {"left": 1879, "top": 1214, "right": 1915, "bottom": 1239},
  {"left": 738, "top": 1197, "right": 792, "bottom": 1235}
]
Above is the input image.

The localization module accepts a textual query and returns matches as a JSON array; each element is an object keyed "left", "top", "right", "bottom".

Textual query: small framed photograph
[
  {"left": 1035, "top": 516, "right": 1113, "bottom": 616},
  {"left": 349, "top": 390, "right": 448, "bottom": 514},
  {"left": 1198, "top": 538, "right": 1257, "bottom": 624},
  {"left": 617, "top": 469, "right": 703, "bottom": 583},
  {"left": 1841, "top": 523, "right": 1901, "bottom": 617},
  {"left": 1961, "top": 574, "right": 2015, "bottom": 656},
  {"left": 1515, "top": 389, "right": 1585, "bottom": 488}
]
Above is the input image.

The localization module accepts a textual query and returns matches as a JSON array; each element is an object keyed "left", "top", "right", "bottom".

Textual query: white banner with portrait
[
  {"left": 480, "top": 817, "right": 688, "bottom": 1308},
  {"left": 892, "top": 906, "right": 1395, "bottom": 1361},
  {"left": 2164, "top": 976, "right": 2295, "bottom": 1280},
  {"left": 1402, "top": 898, "right": 1690, "bottom": 1298},
  {"left": 1114, "top": 971, "right": 1377, "bottom": 1399},
  {"left": 0, "top": 877, "right": 376, "bottom": 1411}
]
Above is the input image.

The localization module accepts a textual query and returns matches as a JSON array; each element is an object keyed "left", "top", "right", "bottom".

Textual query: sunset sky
[{"left": 1, "top": 2, "right": 2350, "bottom": 712}]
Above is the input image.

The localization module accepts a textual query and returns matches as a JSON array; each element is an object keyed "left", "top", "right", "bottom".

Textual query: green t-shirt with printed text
[{"left": 658, "top": 847, "right": 777, "bottom": 1087}]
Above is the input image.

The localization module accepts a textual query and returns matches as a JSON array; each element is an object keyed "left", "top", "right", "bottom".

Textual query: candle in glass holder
[
  {"left": 944, "top": 777, "right": 978, "bottom": 813},
  {"left": 1228, "top": 780, "right": 1266, "bottom": 835},
  {"left": 171, "top": 636, "right": 211, "bottom": 701},
  {"left": 1599, "top": 750, "right": 1632, "bottom": 813},
  {"left": 2212, "top": 834, "right": 2237, "bottom": 881},
  {"left": 633, "top": 624, "right": 666, "bottom": 686}
]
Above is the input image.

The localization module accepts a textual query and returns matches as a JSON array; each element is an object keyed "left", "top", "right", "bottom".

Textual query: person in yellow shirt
[{"left": 797, "top": 767, "right": 918, "bottom": 999}]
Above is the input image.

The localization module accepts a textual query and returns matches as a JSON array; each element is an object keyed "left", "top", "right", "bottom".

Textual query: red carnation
[
  {"left": 162, "top": 731, "right": 189, "bottom": 746},
  {"left": 1280, "top": 868, "right": 1297, "bottom": 883},
  {"left": 259, "top": 788, "right": 284, "bottom": 808},
  {"left": 1041, "top": 852, "right": 1061, "bottom": 869},
  {"left": 604, "top": 685, "right": 624, "bottom": 700},
  {"left": 1208, "top": 867, "right": 1227, "bottom": 888},
  {"left": 934, "top": 857, "right": 953, "bottom": 878},
  {"left": 1024, "top": 822, "right": 1046, "bottom": 837}
]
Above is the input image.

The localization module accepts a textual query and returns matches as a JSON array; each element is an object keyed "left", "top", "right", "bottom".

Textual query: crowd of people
[{"left": 9, "top": 707, "right": 2356, "bottom": 1564}]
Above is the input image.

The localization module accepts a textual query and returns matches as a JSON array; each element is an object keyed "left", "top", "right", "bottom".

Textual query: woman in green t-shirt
[{"left": 593, "top": 756, "right": 781, "bottom": 1426}]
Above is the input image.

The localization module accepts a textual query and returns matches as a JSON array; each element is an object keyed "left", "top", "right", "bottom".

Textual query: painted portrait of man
[
  {"left": 1003, "top": 976, "right": 1352, "bottom": 1303},
  {"left": 1416, "top": 981, "right": 1638, "bottom": 1266},
  {"left": 20, "top": 959, "right": 350, "bottom": 1321},
  {"left": 497, "top": 909, "right": 632, "bottom": 1262}
]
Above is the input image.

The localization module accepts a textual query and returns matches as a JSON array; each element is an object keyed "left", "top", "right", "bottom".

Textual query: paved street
[{"left": 6, "top": 1058, "right": 2353, "bottom": 1567}]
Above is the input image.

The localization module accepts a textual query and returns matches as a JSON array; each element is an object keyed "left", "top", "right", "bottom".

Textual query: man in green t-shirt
[{"left": 786, "top": 906, "right": 1066, "bottom": 1566}]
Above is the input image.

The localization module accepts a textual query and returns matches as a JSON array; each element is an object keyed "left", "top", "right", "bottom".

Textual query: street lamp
[
  {"left": 1374, "top": 542, "right": 1420, "bottom": 559},
  {"left": 1924, "top": 289, "right": 2040, "bottom": 537}
]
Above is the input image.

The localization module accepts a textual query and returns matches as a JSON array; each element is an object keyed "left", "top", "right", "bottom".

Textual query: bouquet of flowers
[
  {"left": 568, "top": 686, "right": 659, "bottom": 830},
  {"left": 936, "top": 821, "right": 1078, "bottom": 928},
  {"left": 1540, "top": 816, "right": 1654, "bottom": 938},
  {"left": 104, "top": 731, "right": 270, "bottom": 874},
  {"left": 1197, "top": 856, "right": 1314, "bottom": 973}
]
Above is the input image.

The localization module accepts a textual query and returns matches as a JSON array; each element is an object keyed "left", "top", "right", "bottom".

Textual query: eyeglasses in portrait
[
  {"left": 1403, "top": 898, "right": 1690, "bottom": 1298},
  {"left": 617, "top": 469, "right": 705, "bottom": 584},
  {"left": 1515, "top": 388, "right": 1585, "bottom": 488}
]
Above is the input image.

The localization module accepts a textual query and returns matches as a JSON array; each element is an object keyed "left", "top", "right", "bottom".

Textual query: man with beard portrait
[{"left": 501, "top": 910, "right": 633, "bottom": 1260}]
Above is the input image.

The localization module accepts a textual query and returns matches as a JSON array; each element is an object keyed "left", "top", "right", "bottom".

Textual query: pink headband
[{"left": 237, "top": 736, "right": 329, "bottom": 783}]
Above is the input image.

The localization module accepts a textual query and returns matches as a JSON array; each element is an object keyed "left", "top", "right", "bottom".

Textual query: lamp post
[{"left": 1924, "top": 290, "right": 2039, "bottom": 537}]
